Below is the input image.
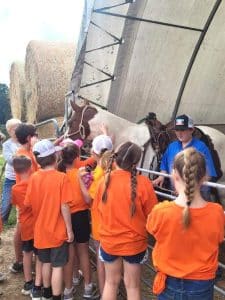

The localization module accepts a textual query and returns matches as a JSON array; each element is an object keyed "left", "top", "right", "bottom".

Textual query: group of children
[{"left": 0, "top": 119, "right": 225, "bottom": 300}]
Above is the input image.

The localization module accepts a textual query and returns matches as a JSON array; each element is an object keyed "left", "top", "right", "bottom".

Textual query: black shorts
[
  {"left": 71, "top": 209, "right": 90, "bottom": 243},
  {"left": 37, "top": 242, "right": 69, "bottom": 267},
  {"left": 22, "top": 239, "right": 37, "bottom": 254}
]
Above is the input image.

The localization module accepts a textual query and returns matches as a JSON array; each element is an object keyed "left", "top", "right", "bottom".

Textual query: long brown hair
[
  {"left": 57, "top": 143, "right": 80, "bottom": 172},
  {"left": 173, "top": 147, "right": 206, "bottom": 228},
  {"left": 102, "top": 141, "right": 142, "bottom": 217}
]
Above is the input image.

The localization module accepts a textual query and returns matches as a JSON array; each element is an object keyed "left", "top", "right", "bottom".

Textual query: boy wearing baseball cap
[
  {"left": 24, "top": 139, "right": 74, "bottom": 300},
  {"left": 153, "top": 114, "right": 217, "bottom": 189}
]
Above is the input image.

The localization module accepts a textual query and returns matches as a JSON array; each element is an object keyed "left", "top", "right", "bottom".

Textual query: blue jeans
[
  {"left": 158, "top": 276, "right": 214, "bottom": 300},
  {"left": 1, "top": 178, "right": 16, "bottom": 223}
]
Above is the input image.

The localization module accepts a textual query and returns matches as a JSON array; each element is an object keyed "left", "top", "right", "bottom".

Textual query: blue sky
[{"left": 0, "top": 0, "right": 84, "bottom": 84}]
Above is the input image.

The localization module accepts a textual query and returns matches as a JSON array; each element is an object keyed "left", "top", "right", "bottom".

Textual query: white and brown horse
[{"left": 66, "top": 101, "right": 225, "bottom": 203}]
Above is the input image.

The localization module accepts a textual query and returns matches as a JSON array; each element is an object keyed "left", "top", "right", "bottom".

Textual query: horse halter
[{"left": 65, "top": 105, "right": 89, "bottom": 140}]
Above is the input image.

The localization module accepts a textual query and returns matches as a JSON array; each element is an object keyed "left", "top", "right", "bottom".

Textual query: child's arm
[
  {"left": 61, "top": 203, "right": 74, "bottom": 243},
  {"left": 78, "top": 169, "right": 92, "bottom": 205}
]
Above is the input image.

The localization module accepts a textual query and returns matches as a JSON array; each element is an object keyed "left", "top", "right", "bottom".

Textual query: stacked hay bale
[
  {"left": 25, "top": 40, "right": 75, "bottom": 123},
  {"left": 35, "top": 116, "right": 64, "bottom": 139},
  {"left": 9, "top": 62, "right": 26, "bottom": 121}
]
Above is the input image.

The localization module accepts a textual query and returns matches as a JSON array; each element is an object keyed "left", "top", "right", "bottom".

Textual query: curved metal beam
[{"left": 171, "top": 0, "right": 222, "bottom": 120}]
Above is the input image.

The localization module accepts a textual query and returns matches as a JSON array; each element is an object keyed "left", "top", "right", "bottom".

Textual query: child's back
[
  {"left": 25, "top": 168, "right": 72, "bottom": 249},
  {"left": 147, "top": 200, "right": 224, "bottom": 279},
  {"left": 12, "top": 179, "right": 33, "bottom": 241},
  {"left": 98, "top": 169, "right": 157, "bottom": 255}
]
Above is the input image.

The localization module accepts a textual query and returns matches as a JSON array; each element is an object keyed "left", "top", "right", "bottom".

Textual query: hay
[
  {"left": 36, "top": 116, "right": 64, "bottom": 139},
  {"left": 25, "top": 40, "right": 75, "bottom": 123},
  {"left": 9, "top": 62, "right": 26, "bottom": 121}
]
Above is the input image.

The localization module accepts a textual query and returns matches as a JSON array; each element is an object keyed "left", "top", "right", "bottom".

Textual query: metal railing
[{"left": 35, "top": 118, "right": 61, "bottom": 138}]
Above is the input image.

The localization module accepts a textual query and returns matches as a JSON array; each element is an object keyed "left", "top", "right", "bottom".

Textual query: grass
[{"left": 0, "top": 152, "right": 17, "bottom": 229}]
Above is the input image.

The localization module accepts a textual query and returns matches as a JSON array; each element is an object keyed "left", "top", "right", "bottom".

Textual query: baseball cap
[
  {"left": 92, "top": 135, "right": 113, "bottom": 155},
  {"left": 60, "top": 138, "right": 84, "bottom": 148},
  {"left": 174, "top": 114, "right": 194, "bottom": 131},
  {"left": 33, "top": 139, "right": 62, "bottom": 158}
]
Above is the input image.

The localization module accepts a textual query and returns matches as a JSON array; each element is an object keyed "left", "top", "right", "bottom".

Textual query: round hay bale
[
  {"left": 36, "top": 116, "right": 64, "bottom": 139},
  {"left": 25, "top": 40, "right": 75, "bottom": 123},
  {"left": 9, "top": 62, "right": 26, "bottom": 121}
]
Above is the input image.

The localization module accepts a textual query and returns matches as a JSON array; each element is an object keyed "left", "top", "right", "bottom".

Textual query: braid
[
  {"left": 130, "top": 165, "right": 137, "bottom": 217},
  {"left": 182, "top": 149, "right": 198, "bottom": 228},
  {"left": 102, "top": 153, "right": 115, "bottom": 203}
]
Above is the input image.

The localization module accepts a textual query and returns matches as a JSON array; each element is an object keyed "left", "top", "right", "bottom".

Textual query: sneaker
[
  {"left": 31, "top": 287, "right": 42, "bottom": 300},
  {"left": 83, "top": 283, "right": 99, "bottom": 299},
  {"left": 9, "top": 261, "right": 23, "bottom": 273},
  {"left": 73, "top": 270, "right": 83, "bottom": 286},
  {"left": 63, "top": 287, "right": 76, "bottom": 300},
  {"left": 42, "top": 286, "right": 53, "bottom": 300},
  {"left": 21, "top": 281, "right": 33, "bottom": 295}
]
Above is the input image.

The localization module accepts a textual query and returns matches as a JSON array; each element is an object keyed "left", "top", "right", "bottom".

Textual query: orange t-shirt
[
  {"left": 146, "top": 201, "right": 225, "bottom": 280},
  {"left": 15, "top": 148, "right": 39, "bottom": 182},
  {"left": 89, "top": 165, "right": 104, "bottom": 240},
  {"left": 11, "top": 179, "right": 34, "bottom": 241},
  {"left": 97, "top": 169, "right": 158, "bottom": 255},
  {"left": 66, "top": 168, "right": 89, "bottom": 214},
  {"left": 74, "top": 156, "right": 95, "bottom": 169},
  {"left": 24, "top": 169, "right": 73, "bottom": 249}
]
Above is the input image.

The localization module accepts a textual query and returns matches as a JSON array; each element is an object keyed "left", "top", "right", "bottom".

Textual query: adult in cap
[{"left": 153, "top": 114, "right": 217, "bottom": 189}]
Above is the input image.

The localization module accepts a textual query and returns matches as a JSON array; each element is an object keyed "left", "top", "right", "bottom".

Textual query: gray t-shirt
[{"left": 2, "top": 138, "right": 20, "bottom": 180}]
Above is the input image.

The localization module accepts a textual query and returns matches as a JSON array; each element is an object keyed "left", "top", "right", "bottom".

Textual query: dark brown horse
[{"left": 65, "top": 101, "right": 97, "bottom": 141}]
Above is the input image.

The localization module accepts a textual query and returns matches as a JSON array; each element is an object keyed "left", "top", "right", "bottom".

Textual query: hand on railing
[{"left": 152, "top": 175, "right": 165, "bottom": 187}]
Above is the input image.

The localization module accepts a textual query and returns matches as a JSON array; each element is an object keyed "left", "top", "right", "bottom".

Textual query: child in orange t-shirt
[
  {"left": 81, "top": 134, "right": 113, "bottom": 296},
  {"left": 96, "top": 141, "right": 158, "bottom": 300},
  {"left": 146, "top": 147, "right": 225, "bottom": 299},
  {"left": 10, "top": 123, "right": 39, "bottom": 274},
  {"left": 25, "top": 139, "right": 74, "bottom": 300},
  {"left": 11, "top": 155, "right": 40, "bottom": 295},
  {"left": 57, "top": 143, "right": 98, "bottom": 300}
]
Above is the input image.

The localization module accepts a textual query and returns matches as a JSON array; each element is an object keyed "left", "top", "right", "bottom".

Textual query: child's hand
[
  {"left": 67, "top": 230, "right": 74, "bottom": 243},
  {"left": 78, "top": 167, "right": 88, "bottom": 177}
]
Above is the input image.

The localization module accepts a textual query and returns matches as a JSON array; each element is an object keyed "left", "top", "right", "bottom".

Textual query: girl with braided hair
[
  {"left": 96, "top": 141, "right": 157, "bottom": 300},
  {"left": 147, "top": 147, "right": 224, "bottom": 300}
]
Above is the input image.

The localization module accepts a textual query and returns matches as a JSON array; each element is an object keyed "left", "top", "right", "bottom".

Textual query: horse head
[{"left": 66, "top": 101, "right": 98, "bottom": 141}]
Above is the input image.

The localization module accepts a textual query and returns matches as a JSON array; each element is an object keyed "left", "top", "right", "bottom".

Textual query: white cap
[
  {"left": 92, "top": 135, "right": 113, "bottom": 155},
  {"left": 33, "top": 139, "right": 62, "bottom": 158}
]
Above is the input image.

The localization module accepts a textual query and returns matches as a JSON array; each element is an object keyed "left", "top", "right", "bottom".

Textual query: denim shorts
[
  {"left": 158, "top": 276, "right": 215, "bottom": 300},
  {"left": 22, "top": 239, "right": 37, "bottom": 254},
  {"left": 99, "top": 246, "right": 148, "bottom": 264}
]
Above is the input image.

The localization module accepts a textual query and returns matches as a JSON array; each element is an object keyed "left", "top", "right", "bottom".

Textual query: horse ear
[{"left": 70, "top": 100, "right": 81, "bottom": 112}]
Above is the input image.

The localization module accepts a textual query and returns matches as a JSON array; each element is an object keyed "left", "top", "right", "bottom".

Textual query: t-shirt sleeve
[
  {"left": 141, "top": 176, "right": 158, "bottom": 217},
  {"left": 24, "top": 180, "right": 32, "bottom": 207},
  {"left": 201, "top": 144, "right": 217, "bottom": 178},
  {"left": 218, "top": 206, "right": 225, "bottom": 243},
  {"left": 3, "top": 141, "right": 15, "bottom": 165},
  {"left": 160, "top": 147, "right": 169, "bottom": 172},
  {"left": 146, "top": 204, "right": 163, "bottom": 238},
  {"left": 61, "top": 176, "right": 74, "bottom": 205}
]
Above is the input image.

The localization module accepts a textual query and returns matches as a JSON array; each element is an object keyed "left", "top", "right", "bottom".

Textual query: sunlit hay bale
[
  {"left": 25, "top": 40, "right": 75, "bottom": 123},
  {"left": 9, "top": 62, "right": 26, "bottom": 121},
  {"left": 36, "top": 116, "right": 64, "bottom": 139}
]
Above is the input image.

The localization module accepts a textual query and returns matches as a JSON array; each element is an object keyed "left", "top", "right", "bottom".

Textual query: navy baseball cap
[{"left": 174, "top": 114, "right": 194, "bottom": 130}]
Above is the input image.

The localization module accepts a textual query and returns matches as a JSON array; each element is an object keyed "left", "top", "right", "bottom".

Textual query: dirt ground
[{"left": 0, "top": 227, "right": 225, "bottom": 299}]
